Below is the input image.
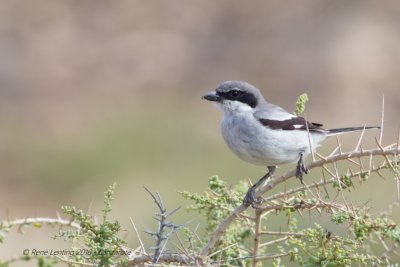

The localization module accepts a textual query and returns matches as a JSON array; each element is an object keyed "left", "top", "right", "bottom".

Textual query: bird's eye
[{"left": 230, "top": 90, "right": 241, "bottom": 98}]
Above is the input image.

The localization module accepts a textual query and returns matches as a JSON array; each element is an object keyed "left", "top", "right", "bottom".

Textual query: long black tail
[{"left": 327, "top": 126, "right": 380, "bottom": 136}]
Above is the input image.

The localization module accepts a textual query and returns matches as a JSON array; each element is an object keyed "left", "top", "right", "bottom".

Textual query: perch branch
[{"left": 199, "top": 147, "right": 400, "bottom": 263}]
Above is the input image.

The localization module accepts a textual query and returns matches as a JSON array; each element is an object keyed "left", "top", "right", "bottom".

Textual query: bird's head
[{"left": 202, "top": 80, "right": 264, "bottom": 113}]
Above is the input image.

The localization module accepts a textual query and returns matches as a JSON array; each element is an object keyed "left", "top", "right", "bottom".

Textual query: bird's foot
[
  {"left": 296, "top": 152, "right": 308, "bottom": 184},
  {"left": 243, "top": 166, "right": 276, "bottom": 208},
  {"left": 243, "top": 185, "right": 263, "bottom": 208}
]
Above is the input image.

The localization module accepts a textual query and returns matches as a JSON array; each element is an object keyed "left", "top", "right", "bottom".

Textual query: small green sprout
[{"left": 294, "top": 93, "right": 309, "bottom": 116}]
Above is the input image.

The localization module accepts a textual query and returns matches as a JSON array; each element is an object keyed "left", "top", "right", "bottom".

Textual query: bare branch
[
  {"left": 3, "top": 217, "right": 81, "bottom": 230},
  {"left": 259, "top": 236, "right": 289, "bottom": 249},
  {"left": 127, "top": 253, "right": 190, "bottom": 266},
  {"left": 259, "top": 201, "right": 348, "bottom": 214},
  {"left": 252, "top": 211, "right": 262, "bottom": 267},
  {"left": 143, "top": 187, "right": 183, "bottom": 264},
  {"left": 130, "top": 217, "right": 146, "bottom": 255},
  {"left": 397, "top": 127, "right": 400, "bottom": 149},
  {"left": 303, "top": 112, "right": 316, "bottom": 162},
  {"left": 230, "top": 252, "right": 290, "bottom": 262},
  {"left": 207, "top": 243, "right": 239, "bottom": 259},
  {"left": 261, "top": 231, "right": 306, "bottom": 237}
]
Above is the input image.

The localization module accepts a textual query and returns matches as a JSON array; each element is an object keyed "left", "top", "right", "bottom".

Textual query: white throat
[{"left": 215, "top": 100, "right": 254, "bottom": 115}]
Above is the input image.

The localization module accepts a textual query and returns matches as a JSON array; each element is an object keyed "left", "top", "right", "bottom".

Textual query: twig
[
  {"left": 252, "top": 210, "right": 262, "bottom": 267},
  {"left": 127, "top": 253, "right": 190, "bottom": 266},
  {"left": 252, "top": 252, "right": 290, "bottom": 260},
  {"left": 207, "top": 243, "right": 238, "bottom": 259},
  {"left": 227, "top": 252, "right": 290, "bottom": 262},
  {"left": 261, "top": 231, "right": 306, "bottom": 237},
  {"left": 397, "top": 127, "right": 400, "bottom": 149},
  {"left": 304, "top": 112, "right": 316, "bottom": 162},
  {"left": 143, "top": 187, "right": 183, "bottom": 264},
  {"left": 259, "top": 236, "right": 288, "bottom": 248},
  {"left": 259, "top": 201, "right": 347, "bottom": 214},
  {"left": 3, "top": 217, "right": 81, "bottom": 230},
  {"left": 130, "top": 217, "right": 146, "bottom": 255},
  {"left": 379, "top": 94, "right": 384, "bottom": 145}
]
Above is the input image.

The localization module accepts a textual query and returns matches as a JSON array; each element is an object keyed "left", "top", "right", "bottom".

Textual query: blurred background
[{"left": 1, "top": 0, "right": 400, "bottom": 265}]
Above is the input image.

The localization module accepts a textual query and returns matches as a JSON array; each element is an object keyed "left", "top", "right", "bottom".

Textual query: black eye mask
[{"left": 217, "top": 90, "right": 258, "bottom": 108}]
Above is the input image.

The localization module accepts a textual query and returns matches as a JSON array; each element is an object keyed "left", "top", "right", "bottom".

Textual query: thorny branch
[
  {"left": 199, "top": 145, "right": 400, "bottom": 263},
  {"left": 0, "top": 217, "right": 81, "bottom": 232},
  {"left": 263, "top": 164, "right": 385, "bottom": 203},
  {"left": 143, "top": 187, "right": 184, "bottom": 265},
  {"left": 127, "top": 253, "right": 191, "bottom": 266}
]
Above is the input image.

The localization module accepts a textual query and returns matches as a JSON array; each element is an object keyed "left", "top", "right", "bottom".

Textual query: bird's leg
[
  {"left": 296, "top": 152, "right": 308, "bottom": 184},
  {"left": 243, "top": 166, "right": 276, "bottom": 207}
]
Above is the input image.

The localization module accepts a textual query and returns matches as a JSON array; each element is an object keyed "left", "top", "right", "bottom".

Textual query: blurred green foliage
[{"left": 181, "top": 176, "right": 251, "bottom": 265}]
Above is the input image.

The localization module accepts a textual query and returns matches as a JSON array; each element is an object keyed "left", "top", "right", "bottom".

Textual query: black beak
[{"left": 202, "top": 92, "right": 221, "bottom": 102}]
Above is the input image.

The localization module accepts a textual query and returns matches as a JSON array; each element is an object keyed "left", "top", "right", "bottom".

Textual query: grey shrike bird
[{"left": 202, "top": 80, "right": 379, "bottom": 206}]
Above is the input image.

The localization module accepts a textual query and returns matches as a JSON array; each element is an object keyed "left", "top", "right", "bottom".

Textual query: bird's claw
[
  {"left": 243, "top": 166, "right": 276, "bottom": 208},
  {"left": 296, "top": 152, "right": 308, "bottom": 184},
  {"left": 243, "top": 187, "right": 263, "bottom": 208}
]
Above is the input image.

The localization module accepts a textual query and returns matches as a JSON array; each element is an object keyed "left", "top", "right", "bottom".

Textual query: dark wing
[{"left": 258, "top": 117, "right": 324, "bottom": 132}]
